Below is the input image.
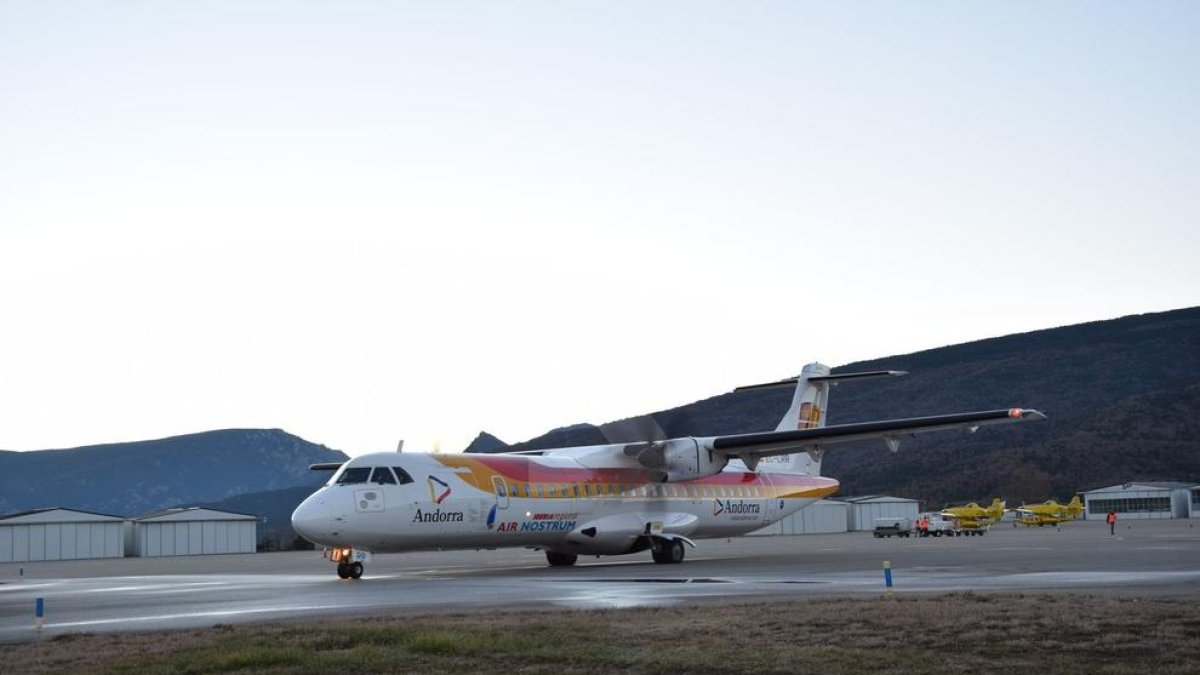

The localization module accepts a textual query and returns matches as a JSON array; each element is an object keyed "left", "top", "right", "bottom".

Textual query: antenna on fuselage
[{"left": 396, "top": 439, "right": 404, "bottom": 452}]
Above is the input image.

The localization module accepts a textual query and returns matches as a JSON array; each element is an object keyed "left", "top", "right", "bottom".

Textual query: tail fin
[
  {"left": 1067, "top": 495, "right": 1083, "bottom": 515},
  {"left": 735, "top": 363, "right": 905, "bottom": 476}
]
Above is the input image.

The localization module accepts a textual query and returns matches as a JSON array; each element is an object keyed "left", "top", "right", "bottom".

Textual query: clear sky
[{"left": 2, "top": 2, "right": 1197, "bottom": 456}]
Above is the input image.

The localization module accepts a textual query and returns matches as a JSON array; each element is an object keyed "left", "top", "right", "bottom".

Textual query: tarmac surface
[{"left": 1, "top": 519, "right": 1198, "bottom": 643}]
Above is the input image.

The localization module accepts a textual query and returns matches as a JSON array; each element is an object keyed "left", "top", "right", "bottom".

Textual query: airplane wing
[{"left": 710, "top": 408, "right": 1045, "bottom": 459}]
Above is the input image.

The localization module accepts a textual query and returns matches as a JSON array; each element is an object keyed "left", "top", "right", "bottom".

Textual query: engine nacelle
[{"left": 625, "top": 437, "right": 727, "bottom": 482}]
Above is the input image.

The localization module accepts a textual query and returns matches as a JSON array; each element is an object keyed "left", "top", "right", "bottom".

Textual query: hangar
[
  {"left": 751, "top": 499, "right": 849, "bottom": 536},
  {"left": 0, "top": 508, "right": 124, "bottom": 562},
  {"left": 126, "top": 507, "right": 258, "bottom": 557},
  {"left": 1082, "top": 482, "right": 1195, "bottom": 520},
  {"left": 843, "top": 495, "right": 921, "bottom": 531}
]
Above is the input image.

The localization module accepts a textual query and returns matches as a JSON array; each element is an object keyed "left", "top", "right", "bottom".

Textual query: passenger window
[
  {"left": 371, "top": 467, "right": 397, "bottom": 485},
  {"left": 392, "top": 467, "right": 414, "bottom": 485},
  {"left": 335, "top": 467, "right": 371, "bottom": 485}
]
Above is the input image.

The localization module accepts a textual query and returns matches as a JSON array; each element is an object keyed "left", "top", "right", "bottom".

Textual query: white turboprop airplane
[{"left": 292, "top": 363, "right": 1044, "bottom": 578}]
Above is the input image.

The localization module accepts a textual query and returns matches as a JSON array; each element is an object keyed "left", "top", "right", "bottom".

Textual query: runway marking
[{"left": 30, "top": 604, "right": 348, "bottom": 630}]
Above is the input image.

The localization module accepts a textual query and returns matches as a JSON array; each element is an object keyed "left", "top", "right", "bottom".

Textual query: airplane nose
[{"left": 291, "top": 494, "right": 330, "bottom": 544}]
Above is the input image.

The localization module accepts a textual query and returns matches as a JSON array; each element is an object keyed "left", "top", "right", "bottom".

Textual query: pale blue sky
[{"left": 1, "top": 2, "right": 1196, "bottom": 455}]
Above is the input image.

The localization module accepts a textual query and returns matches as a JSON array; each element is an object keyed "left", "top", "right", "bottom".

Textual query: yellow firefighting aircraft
[
  {"left": 1015, "top": 496, "right": 1083, "bottom": 526},
  {"left": 940, "top": 498, "right": 1006, "bottom": 534}
]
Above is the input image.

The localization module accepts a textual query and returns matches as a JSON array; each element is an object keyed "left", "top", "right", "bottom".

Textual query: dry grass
[{"left": 6, "top": 593, "right": 1200, "bottom": 674}]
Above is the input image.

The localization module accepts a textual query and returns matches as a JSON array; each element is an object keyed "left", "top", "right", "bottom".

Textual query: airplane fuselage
[{"left": 292, "top": 451, "right": 838, "bottom": 557}]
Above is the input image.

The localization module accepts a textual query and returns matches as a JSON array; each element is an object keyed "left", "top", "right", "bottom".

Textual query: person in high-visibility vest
[{"left": 1106, "top": 511, "right": 1117, "bottom": 535}]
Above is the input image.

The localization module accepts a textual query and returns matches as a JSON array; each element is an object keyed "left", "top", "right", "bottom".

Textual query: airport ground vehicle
[
  {"left": 916, "top": 512, "right": 957, "bottom": 537},
  {"left": 873, "top": 517, "right": 913, "bottom": 538}
]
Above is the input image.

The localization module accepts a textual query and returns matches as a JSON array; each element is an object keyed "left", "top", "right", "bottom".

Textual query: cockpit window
[
  {"left": 371, "top": 467, "right": 397, "bottom": 485},
  {"left": 335, "top": 467, "right": 372, "bottom": 485},
  {"left": 392, "top": 467, "right": 414, "bottom": 485}
]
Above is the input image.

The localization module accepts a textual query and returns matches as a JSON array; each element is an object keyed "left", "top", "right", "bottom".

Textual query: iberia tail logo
[
  {"left": 797, "top": 402, "right": 822, "bottom": 430},
  {"left": 427, "top": 475, "right": 451, "bottom": 504}
]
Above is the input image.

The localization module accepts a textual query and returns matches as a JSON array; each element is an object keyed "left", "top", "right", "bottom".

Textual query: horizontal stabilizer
[{"left": 735, "top": 369, "right": 905, "bottom": 393}]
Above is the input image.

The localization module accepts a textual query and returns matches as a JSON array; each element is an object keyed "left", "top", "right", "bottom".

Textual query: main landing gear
[
  {"left": 542, "top": 537, "right": 689, "bottom": 567},
  {"left": 650, "top": 538, "right": 685, "bottom": 564},
  {"left": 545, "top": 551, "right": 578, "bottom": 567}
]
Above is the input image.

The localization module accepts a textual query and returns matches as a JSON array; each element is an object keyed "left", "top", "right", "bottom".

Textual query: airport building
[
  {"left": 1081, "top": 482, "right": 1197, "bottom": 520},
  {"left": 0, "top": 508, "right": 125, "bottom": 563},
  {"left": 843, "top": 495, "right": 921, "bottom": 531},
  {"left": 750, "top": 499, "right": 850, "bottom": 536},
  {"left": 126, "top": 507, "right": 258, "bottom": 557}
]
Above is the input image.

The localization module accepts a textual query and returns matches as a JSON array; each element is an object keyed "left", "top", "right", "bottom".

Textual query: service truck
[{"left": 872, "top": 517, "right": 914, "bottom": 538}]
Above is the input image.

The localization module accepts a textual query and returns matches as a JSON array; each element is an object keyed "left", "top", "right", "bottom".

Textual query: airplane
[
  {"left": 1015, "top": 496, "right": 1083, "bottom": 526},
  {"left": 291, "top": 363, "right": 1045, "bottom": 578},
  {"left": 940, "top": 497, "right": 1006, "bottom": 535}
]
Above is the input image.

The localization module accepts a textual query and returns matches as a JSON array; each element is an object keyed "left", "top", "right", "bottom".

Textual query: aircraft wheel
[
  {"left": 336, "top": 563, "right": 350, "bottom": 579},
  {"left": 545, "top": 551, "right": 578, "bottom": 567},
  {"left": 653, "top": 539, "right": 685, "bottom": 564},
  {"left": 348, "top": 561, "right": 364, "bottom": 579}
]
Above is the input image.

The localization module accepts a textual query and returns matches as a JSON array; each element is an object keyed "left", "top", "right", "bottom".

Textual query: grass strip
[{"left": 5, "top": 593, "right": 1200, "bottom": 674}]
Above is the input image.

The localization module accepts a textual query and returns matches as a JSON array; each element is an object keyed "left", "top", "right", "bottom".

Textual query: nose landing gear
[
  {"left": 329, "top": 547, "right": 369, "bottom": 580},
  {"left": 336, "top": 561, "right": 364, "bottom": 579}
]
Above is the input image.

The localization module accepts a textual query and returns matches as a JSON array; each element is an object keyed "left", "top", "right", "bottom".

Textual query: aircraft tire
[
  {"left": 348, "top": 561, "right": 364, "bottom": 579},
  {"left": 336, "top": 563, "right": 350, "bottom": 579},
  {"left": 545, "top": 551, "right": 578, "bottom": 567},
  {"left": 652, "top": 539, "right": 685, "bottom": 564}
]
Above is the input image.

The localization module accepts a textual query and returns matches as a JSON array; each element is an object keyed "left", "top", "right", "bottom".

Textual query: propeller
[{"left": 599, "top": 415, "right": 671, "bottom": 481}]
